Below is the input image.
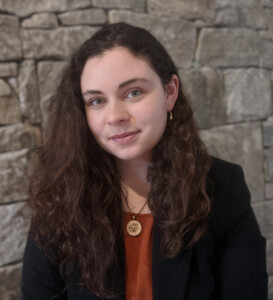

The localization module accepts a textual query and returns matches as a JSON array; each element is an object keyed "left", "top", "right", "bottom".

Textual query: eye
[
  {"left": 88, "top": 98, "right": 105, "bottom": 106},
  {"left": 127, "top": 89, "right": 142, "bottom": 98}
]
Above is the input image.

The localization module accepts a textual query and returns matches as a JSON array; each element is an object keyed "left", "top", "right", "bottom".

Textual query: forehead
[{"left": 80, "top": 47, "right": 160, "bottom": 92}]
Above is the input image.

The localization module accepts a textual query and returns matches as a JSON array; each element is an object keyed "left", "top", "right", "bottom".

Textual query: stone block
[
  {"left": 0, "top": 0, "right": 92, "bottom": 17},
  {"left": 216, "top": 0, "right": 262, "bottom": 9},
  {"left": 259, "top": 31, "right": 273, "bottom": 69},
  {"left": 22, "top": 13, "right": 58, "bottom": 29},
  {"left": 37, "top": 61, "right": 67, "bottom": 125},
  {"left": 147, "top": 0, "right": 215, "bottom": 20},
  {"left": 0, "top": 91, "right": 21, "bottom": 125},
  {"left": 252, "top": 200, "right": 273, "bottom": 239},
  {"left": 93, "top": 0, "right": 145, "bottom": 12},
  {"left": 214, "top": 7, "right": 267, "bottom": 29},
  {"left": 18, "top": 60, "right": 41, "bottom": 124},
  {"left": 59, "top": 9, "right": 107, "bottom": 25},
  {"left": 196, "top": 28, "right": 259, "bottom": 67},
  {"left": 0, "top": 15, "right": 22, "bottom": 61},
  {"left": 109, "top": 11, "right": 196, "bottom": 69},
  {"left": 0, "top": 149, "right": 30, "bottom": 203},
  {"left": 262, "top": 0, "right": 273, "bottom": 7},
  {"left": 0, "top": 203, "right": 31, "bottom": 266},
  {"left": 21, "top": 26, "right": 100, "bottom": 59},
  {"left": 263, "top": 119, "right": 273, "bottom": 147},
  {"left": 0, "top": 63, "right": 17, "bottom": 78},
  {"left": 265, "top": 181, "right": 273, "bottom": 199},
  {"left": 224, "top": 69, "right": 271, "bottom": 123},
  {"left": 0, "top": 79, "right": 11, "bottom": 96},
  {"left": 200, "top": 122, "right": 264, "bottom": 202},
  {"left": 0, "top": 262, "right": 22, "bottom": 299},
  {"left": 264, "top": 148, "right": 273, "bottom": 181},
  {"left": 179, "top": 67, "right": 226, "bottom": 129},
  {"left": 195, "top": 19, "right": 214, "bottom": 28},
  {"left": 267, "top": 238, "right": 273, "bottom": 274},
  {"left": 7, "top": 78, "right": 18, "bottom": 95},
  {"left": 0, "top": 124, "right": 41, "bottom": 153},
  {"left": 265, "top": 8, "right": 273, "bottom": 29}
]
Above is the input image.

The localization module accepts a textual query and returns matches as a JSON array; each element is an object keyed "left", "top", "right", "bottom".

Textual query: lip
[{"left": 109, "top": 130, "right": 140, "bottom": 145}]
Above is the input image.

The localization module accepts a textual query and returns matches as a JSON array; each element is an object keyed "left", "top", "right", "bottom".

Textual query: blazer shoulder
[
  {"left": 206, "top": 156, "right": 252, "bottom": 240},
  {"left": 208, "top": 156, "right": 243, "bottom": 185}
]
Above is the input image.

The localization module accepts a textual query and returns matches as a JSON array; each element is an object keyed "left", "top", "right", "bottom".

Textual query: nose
[{"left": 106, "top": 100, "right": 130, "bottom": 125}]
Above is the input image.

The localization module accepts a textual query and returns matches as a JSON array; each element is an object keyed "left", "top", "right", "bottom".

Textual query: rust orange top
[{"left": 123, "top": 211, "right": 154, "bottom": 300}]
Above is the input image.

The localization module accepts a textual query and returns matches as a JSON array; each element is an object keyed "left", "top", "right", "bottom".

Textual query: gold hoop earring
[{"left": 169, "top": 111, "right": 173, "bottom": 120}]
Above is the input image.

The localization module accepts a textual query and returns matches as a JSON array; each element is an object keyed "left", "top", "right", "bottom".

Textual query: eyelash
[
  {"left": 126, "top": 89, "right": 143, "bottom": 98},
  {"left": 86, "top": 89, "right": 143, "bottom": 107}
]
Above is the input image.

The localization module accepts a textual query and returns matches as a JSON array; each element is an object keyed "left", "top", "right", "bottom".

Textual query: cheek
[
  {"left": 140, "top": 96, "right": 167, "bottom": 126},
  {"left": 86, "top": 113, "right": 101, "bottom": 137}
]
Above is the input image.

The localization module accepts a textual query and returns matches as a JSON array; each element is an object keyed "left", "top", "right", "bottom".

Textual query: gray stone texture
[
  {"left": 200, "top": 122, "right": 264, "bottom": 202},
  {"left": 0, "top": 203, "right": 31, "bottom": 265},
  {"left": 0, "top": 85, "right": 21, "bottom": 125},
  {"left": 0, "top": 64, "right": 17, "bottom": 78},
  {"left": 264, "top": 148, "right": 273, "bottom": 181},
  {"left": 265, "top": 182, "right": 273, "bottom": 199},
  {"left": 195, "top": 19, "right": 214, "bottom": 28},
  {"left": 265, "top": 8, "right": 273, "bottom": 29},
  {"left": 179, "top": 67, "right": 226, "bottom": 129},
  {"left": 267, "top": 238, "right": 273, "bottom": 274},
  {"left": 37, "top": 61, "right": 67, "bottom": 125},
  {"left": 59, "top": 9, "right": 107, "bottom": 25},
  {"left": 196, "top": 28, "right": 259, "bottom": 67},
  {"left": 147, "top": 0, "right": 215, "bottom": 20},
  {"left": 252, "top": 201, "right": 273, "bottom": 239},
  {"left": 216, "top": 0, "right": 262, "bottom": 9},
  {"left": 215, "top": 7, "right": 267, "bottom": 29},
  {"left": 0, "top": 79, "right": 11, "bottom": 96},
  {"left": 0, "top": 124, "right": 41, "bottom": 153},
  {"left": 0, "top": 15, "right": 22, "bottom": 61},
  {"left": 0, "top": 0, "right": 92, "bottom": 17},
  {"left": 264, "top": 119, "right": 273, "bottom": 147},
  {"left": 18, "top": 60, "right": 41, "bottom": 124},
  {"left": 0, "top": 263, "right": 22, "bottom": 300},
  {"left": 0, "top": 149, "right": 30, "bottom": 203},
  {"left": 21, "top": 13, "right": 58, "bottom": 29},
  {"left": 109, "top": 11, "right": 196, "bottom": 69},
  {"left": 93, "top": 0, "right": 145, "bottom": 12},
  {"left": 262, "top": 0, "right": 273, "bottom": 7},
  {"left": 224, "top": 69, "right": 271, "bottom": 123},
  {"left": 259, "top": 31, "right": 273, "bottom": 69},
  {"left": 21, "top": 26, "right": 99, "bottom": 59}
]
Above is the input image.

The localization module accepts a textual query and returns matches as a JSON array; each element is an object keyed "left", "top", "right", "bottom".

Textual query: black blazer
[{"left": 21, "top": 157, "right": 268, "bottom": 300}]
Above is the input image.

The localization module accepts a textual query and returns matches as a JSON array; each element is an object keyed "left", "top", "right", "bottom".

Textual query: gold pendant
[{"left": 126, "top": 217, "right": 142, "bottom": 237}]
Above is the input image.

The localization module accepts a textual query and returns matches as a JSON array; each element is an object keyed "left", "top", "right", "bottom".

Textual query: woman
[{"left": 21, "top": 22, "right": 268, "bottom": 300}]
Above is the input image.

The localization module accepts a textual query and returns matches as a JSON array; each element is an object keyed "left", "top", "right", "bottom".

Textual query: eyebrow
[{"left": 82, "top": 78, "right": 151, "bottom": 98}]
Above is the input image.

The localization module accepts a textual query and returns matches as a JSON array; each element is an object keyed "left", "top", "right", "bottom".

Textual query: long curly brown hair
[{"left": 29, "top": 22, "right": 212, "bottom": 298}]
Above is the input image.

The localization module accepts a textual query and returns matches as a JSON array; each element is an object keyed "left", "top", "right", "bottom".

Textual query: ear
[{"left": 164, "top": 74, "right": 179, "bottom": 111}]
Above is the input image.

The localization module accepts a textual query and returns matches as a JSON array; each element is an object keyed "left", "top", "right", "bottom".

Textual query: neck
[{"left": 116, "top": 156, "right": 152, "bottom": 214}]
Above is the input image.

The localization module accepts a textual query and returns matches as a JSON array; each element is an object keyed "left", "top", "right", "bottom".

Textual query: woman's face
[{"left": 80, "top": 46, "right": 178, "bottom": 162}]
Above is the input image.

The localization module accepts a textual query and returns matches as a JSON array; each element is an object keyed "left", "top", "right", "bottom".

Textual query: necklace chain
[
  {"left": 125, "top": 199, "right": 148, "bottom": 218},
  {"left": 124, "top": 198, "right": 148, "bottom": 237}
]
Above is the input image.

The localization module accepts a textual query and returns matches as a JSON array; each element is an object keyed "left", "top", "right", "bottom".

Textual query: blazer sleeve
[
  {"left": 214, "top": 165, "right": 268, "bottom": 300},
  {"left": 21, "top": 234, "right": 67, "bottom": 300}
]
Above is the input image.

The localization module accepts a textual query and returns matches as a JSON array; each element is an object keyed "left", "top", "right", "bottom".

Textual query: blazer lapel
[{"left": 152, "top": 223, "right": 192, "bottom": 300}]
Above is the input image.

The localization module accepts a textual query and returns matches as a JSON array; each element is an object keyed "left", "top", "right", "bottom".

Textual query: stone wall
[{"left": 0, "top": 0, "right": 272, "bottom": 298}]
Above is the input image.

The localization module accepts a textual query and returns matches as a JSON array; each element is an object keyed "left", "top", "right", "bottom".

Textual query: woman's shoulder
[
  {"left": 207, "top": 155, "right": 250, "bottom": 201},
  {"left": 207, "top": 156, "right": 246, "bottom": 185},
  {"left": 206, "top": 156, "right": 255, "bottom": 242}
]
